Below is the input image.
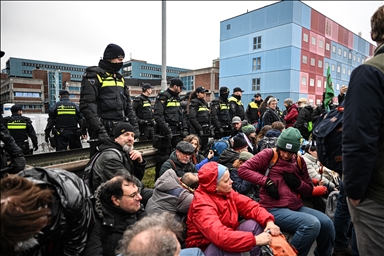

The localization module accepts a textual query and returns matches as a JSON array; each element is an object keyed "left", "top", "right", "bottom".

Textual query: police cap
[
  {"left": 11, "top": 104, "right": 23, "bottom": 113},
  {"left": 170, "top": 78, "right": 186, "bottom": 89}
]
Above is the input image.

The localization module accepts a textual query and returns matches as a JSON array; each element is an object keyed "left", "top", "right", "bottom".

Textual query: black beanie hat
[
  {"left": 103, "top": 44, "right": 125, "bottom": 60},
  {"left": 113, "top": 122, "right": 135, "bottom": 138},
  {"left": 232, "top": 136, "right": 248, "bottom": 151}
]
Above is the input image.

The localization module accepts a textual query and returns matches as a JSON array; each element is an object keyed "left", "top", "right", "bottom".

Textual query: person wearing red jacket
[
  {"left": 238, "top": 127, "right": 335, "bottom": 256},
  {"left": 186, "top": 161, "right": 280, "bottom": 256},
  {"left": 283, "top": 98, "right": 299, "bottom": 128}
]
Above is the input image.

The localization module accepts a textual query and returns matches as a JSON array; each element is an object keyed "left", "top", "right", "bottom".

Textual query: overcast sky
[{"left": 1, "top": 1, "right": 383, "bottom": 71}]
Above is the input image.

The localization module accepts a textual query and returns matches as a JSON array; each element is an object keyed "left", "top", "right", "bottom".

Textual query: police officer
[
  {"left": 79, "top": 43, "right": 139, "bottom": 157},
  {"left": 44, "top": 90, "right": 84, "bottom": 151},
  {"left": 3, "top": 105, "right": 38, "bottom": 155},
  {"left": 187, "top": 86, "right": 211, "bottom": 151},
  {"left": 132, "top": 83, "right": 155, "bottom": 141},
  {"left": 210, "top": 86, "right": 232, "bottom": 139},
  {"left": 228, "top": 87, "right": 245, "bottom": 120},
  {"left": 153, "top": 78, "right": 188, "bottom": 180},
  {"left": 245, "top": 93, "right": 263, "bottom": 129}
]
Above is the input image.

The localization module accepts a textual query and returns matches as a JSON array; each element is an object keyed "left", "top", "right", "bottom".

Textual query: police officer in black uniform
[
  {"left": 3, "top": 105, "right": 38, "bottom": 155},
  {"left": 44, "top": 90, "right": 84, "bottom": 151},
  {"left": 132, "top": 83, "right": 155, "bottom": 141},
  {"left": 245, "top": 93, "right": 263, "bottom": 130},
  {"left": 79, "top": 43, "right": 139, "bottom": 157},
  {"left": 210, "top": 86, "right": 232, "bottom": 139},
  {"left": 187, "top": 86, "right": 211, "bottom": 151},
  {"left": 153, "top": 78, "right": 188, "bottom": 180},
  {"left": 228, "top": 87, "right": 245, "bottom": 120}
]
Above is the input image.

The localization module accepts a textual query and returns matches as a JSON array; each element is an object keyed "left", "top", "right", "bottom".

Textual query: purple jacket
[{"left": 238, "top": 148, "right": 313, "bottom": 210}]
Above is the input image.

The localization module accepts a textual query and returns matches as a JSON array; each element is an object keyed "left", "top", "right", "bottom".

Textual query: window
[
  {"left": 343, "top": 50, "right": 347, "bottom": 58},
  {"left": 319, "top": 40, "right": 324, "bottom": 49},
  {"left": 303, "top": 33, "right": 308, "bottom": 42},
  {"left": 331, "top": 64, "right": 335, "bottom": 71},
  {"left": 337, "top": 66, "right": 341, "bottom": 73},
  {"left": 353, "top": 55, "right": 356, "bottom": 61},
  {"left": 310, "top": 58, "right": 315, "bottom": 66},
  {"left": 318, "top": 60, "right": 323, "bottom": 68},
  {"left": 252, "top": 78, "right": 261, "bottom": 91},
  {"left": 349, "top": 52, "right": 352, "bottom": 59},
  {"left": 326, "top": 43, "right": 330, "bottom": 51},
  {"left": 311, "top": 37, "right": 316, "bottom": 45},
  {"left": 310, "top": 78, "right": 315, "bottom": 86},
  {"left": 338, "top": 48, "right": 342, "bottom": 55},
  {"left": 227, "top": 24, "right": 231, "bottom": 30},
  {"left": 348, "top": 69, "right": 351, "bottom": 75},
  {"left": 336, "top": 84, "right": 340, "bottom": 90},
  {"left": 362, "top": 58, "right": 365, "bottom": 63},
  {"left": 357, "top": 56, "right": 361, "bottom": 63},
  {"left": 252, "top": 57, "right": 261, "bottom": 70},
  {"left": 301, "top": 77, "right": 307, "bottom": 85},
  {"left": 325, "top": 62, "right": 329, "bottom": 69},
  {"left": 253, "top": 36, "right": 262, "bottom": 50},
  {"left": 332, "top": 45, "right": 336, "bottom": 53},
  {"left": 317, "top": 80, "right": 322, "bottom": 87},
  {"left": 342, "top": 67, "right": 346, "bottom": 74},
  {"left": 302, "top": 55, "right": 308, "bottom": 64}
]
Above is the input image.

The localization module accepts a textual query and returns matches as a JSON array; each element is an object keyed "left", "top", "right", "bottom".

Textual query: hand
[
  {"left": 255, "top": 232, "right": 272, "bottom": 246},
  {"left": 9, "top": 154, "right": 26, "bottom": 173},
  {"left": 312, "top": 186, "right": 328, "bottom": 196},
  {"left": 129, "top": 150, "right": 143, "bottom": 163},
  {"left": 199, "top": 130, "right": 204, "bottom": 137},
  {"left": 45, "top": 133, "right": 50, "bottom": 143},
  {"left": 33, "top": 145, "right": 38, "bottom": 151},
  {"left": 265, "top": 179, "right": 280, "bottom": 200},
  {"left": 98, "top": 129, "right": 109, "bottom": 142},
  {"left": 348, "top": 198, "right": 361, "bottom": 207},
  {"left": 139, "top": 119, "right": 147, "bottom": 125},
  {"left": 283, "top": 172, "right": 301, "bottom": 189},
  {"left": 265, "top": 221, "right": 280, "bottom": 236},
  {"left": 207, "top": 150, "right": 214, "bottom": 160}
]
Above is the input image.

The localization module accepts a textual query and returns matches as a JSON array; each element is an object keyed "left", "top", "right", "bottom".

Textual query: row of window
[
  {"left": 140, "top": 65, "right": 182, "bottom": 74},
  {"left": 71, "top": 74, "right": 83, "bottom": 79},
  {"left": 301, "top": 77, "right": 345, "bottom": 91},
  {"left": 14, "top": 92, "right": 41, "bottom": 97},
  {"left": 139, "top": 73, "right": 175, "bottom": 79},
  {"left": 302, "top": 55, "right": 352, "bottom": 75},
  {"left": 22, "top": 62, "right": 85, "bottom": 72}
]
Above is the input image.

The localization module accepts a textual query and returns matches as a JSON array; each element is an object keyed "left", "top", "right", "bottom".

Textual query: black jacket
[
  {"left": 218, "top": 148, "right": 239, "bottom": 170},
  {"left": 3, "top": 114, "right": 38, "bottom": 147},
  {"left": 262, "top": 108, "right": 282, "bottom": 126},
  {"left": 132, "top": 94, "right": 153, "bottom": 121},
  {"left": 295, "top": 105, "right": 314, "bottom": 140},
  {"left": 18, "top": 167, "right": 94, "bottom": 256},
  {"left": 210, "top": 97, "right": 232, "bottom": 130},
  {"left": 188, "top": 98, "right": 210, "bottom": 133},
  {"left": 45, "top": 98, "right": 83, "bottom": 132}
]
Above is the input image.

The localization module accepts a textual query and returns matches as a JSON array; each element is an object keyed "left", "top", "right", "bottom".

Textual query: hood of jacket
[
  {"left": 98, "top": 137, "right": 124, "bottom": 152},
  {"left": 196, "top": 162, "right": 223, "bottom": 195},
  {"left": 218, "top": 149, "right": 239, "bottom": 169},
  {"left": 265, "top": 129, "right": 281, "bottom": 138},
  {"left": 154, "top": 168, "right": 182, "bottom": 192}
]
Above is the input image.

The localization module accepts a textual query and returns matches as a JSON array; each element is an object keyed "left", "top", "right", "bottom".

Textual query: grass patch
[{"left": 142, "top": 167, "right": 156, "bottom": 188}]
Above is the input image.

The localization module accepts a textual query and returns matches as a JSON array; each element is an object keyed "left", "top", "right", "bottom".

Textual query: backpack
[
  {"left": 261, "top": 231, "right": 298, "bottom": 256},
  {"left": 82, "top": 148, "right": 122, "bottom": 194},
  {"left": 259, "top": 136, "right": 278, "bottom": 151},
  {"left": 210, "top": 136, "right": 231, "bottom": 162},
  {"left": 325, "top": 190, "right": 340, "bottom": 222},
  {"left": 312, "top": 104, "right": 344, "bottom": 175}
]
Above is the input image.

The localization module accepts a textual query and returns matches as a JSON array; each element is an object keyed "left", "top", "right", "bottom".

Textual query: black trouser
[
  {"left": 55, "top": 129, "right": 82, "bottom": 151},
  {"left": 16, "top": 141, "right": 32, "bottom": 155},
  {"left": 139, "top": 122, "right": 155, "bottom": 141}
]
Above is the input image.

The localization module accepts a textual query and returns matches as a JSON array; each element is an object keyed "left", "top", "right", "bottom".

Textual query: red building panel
[
  {"left": 318, "top": 13, "right": 326, "bottom": 36},
  {"left": 309, "top": 52, "right": 317, "bottom": 73},
  {"left": 311, "top": 9, "right": 319, "bottom": 34},
  {"left": 316, "top": 55, "right": 324, "bottom": 75},
  {"left": 332, "top": 21, "right": 339, "bottom": 42},
  {"left": 325, "top": 38, "right": 332, "bottom": 58},
  {"left": 300, "top": 72, "right": 309, "bottom": 94},
  {"left": 300, "top": 49, "right": 310, "bottom": 73},
  {"left": 348, "top": 31, "right": 354, "bottom": 49},
  {"left": 308, "top": 73, "right": 316, "bottom": 94},
  {"left": 302, "top": 27, "right": 310, "bottom": 52},
  {"left": 315, "top": 75, "right": 324, "bottom": 95}
]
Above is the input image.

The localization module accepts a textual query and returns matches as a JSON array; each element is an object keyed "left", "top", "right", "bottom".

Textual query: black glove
[
  {"left": 182, "top": 129, "right": 189, "bottom": 138},
  {"left": 139, "top": 119, "right": 147, "bottom": 125},
  {"left": 165, "top": 133, "right": 172, "bottom": 140},
  {"left": 283, "top": 172, "right": 301, "bottom": 189},
  {"left": 33, "top": 145, "right": 38, "bottom": 151},
  {"left": 199, "top": 130, "right": 205, "bottom": 137},
  {"left": 219, "top": 128, "right": 225, "bottom": 135},
  {"left": 45, "top": 133, "right": 50, "bottom": 143},
  {"left": 265, "top": 179, "right": 280, "bottom": 200},
  {"left": 98, "top": 128, "right": 110, "bottom": 142},
  {"left": 8, "top": 154, "right": 26, "bottom": 174}
]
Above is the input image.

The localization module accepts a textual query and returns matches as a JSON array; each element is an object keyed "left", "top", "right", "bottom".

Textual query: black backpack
[{"left": 312, "top": 104, "right": 344, "bottom": 175}]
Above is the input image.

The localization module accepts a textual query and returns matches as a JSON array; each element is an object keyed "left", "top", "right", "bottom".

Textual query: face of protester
[
  {"left": 115, "top": 131, "right": 135, "bottom": 148},
  {"left": 278, "top": 149, "right": 295, "bottom": 161},
  {"left": 269, "top": 100, "right": 277, "bottom": 110},
  {"left": 216, "top": 170, "right": 233, "bottom": 194},
  {"left": 189, "top": 139, "right": 199, "bottom": 151},
  {"left": 233, "top": 122, "right": 242, "bottom": 131},
  {"left": 175, "top": 150, "right": 192, "bottom": 164},
  {"left": 112, "top": 181, "right": 142, "bottom": 213}
]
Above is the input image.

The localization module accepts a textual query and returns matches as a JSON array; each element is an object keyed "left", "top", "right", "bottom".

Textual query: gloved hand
[
  {"left": 283, "top": 172, "right": 301, "bottom": 189},
  {"left": 199, "top": 130, "right": 205, "bottom": 137},
  {"left": 219, "top": 128, "right": 225, "bottom": 135},
  {"left": 182, "top": 129, "right": 189, "bottom": 138},
  {"left": 139, "top": 119, "right": 147, "bottom": 125},
  {"left": 33, "top": 145, "right": 38, "bottom": 151},
  {"left": 265, "top": 179, "right": 280, "bottom": 200},
  {"left": 45, "top": 133, "right": 50, "bottom": 143},
  {"left": 312, "top": 186, "right": 328, "bottom": 196},
  {"left": 8, "top": 154, "right": 26, "bottom": 174}
]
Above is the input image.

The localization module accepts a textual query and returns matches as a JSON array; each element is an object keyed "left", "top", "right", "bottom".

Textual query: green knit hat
[{"left": 276, "top": 127, "right": 302, "bottom": 153}]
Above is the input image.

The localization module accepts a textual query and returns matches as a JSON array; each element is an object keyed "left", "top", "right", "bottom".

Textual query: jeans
[
  {"left": 333, "top": 181, "right": 359, "bottom": 255},
  {"left": 180, "top": 247, "right": 205, "bottom": 256},
  {"left": 203, "top": 219, "right": 263, "bottom": 256},
  {"left": 268, "top": 206, "right": 335, "bottom": 256}
]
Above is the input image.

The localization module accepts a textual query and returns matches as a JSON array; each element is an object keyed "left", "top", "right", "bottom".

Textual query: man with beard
[
  {"left": 90, "top": 123, "right": 153, "bottom": 206},
  {"left": 228, "top": 87, "right": 245, "bottom": 120},
  {"left": 80, "top": 43, "right": 139, "bottom": 157}
]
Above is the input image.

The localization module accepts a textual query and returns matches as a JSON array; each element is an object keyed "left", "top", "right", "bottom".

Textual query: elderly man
[
  {"left": 90, "top": 122, "right": 152, "bottom": 206},
  {"left": 159, "top": 141, "right": 197, "bottom": 178},
  {"left": 83, "top": 175, "right": 147, "bottom": 256}
]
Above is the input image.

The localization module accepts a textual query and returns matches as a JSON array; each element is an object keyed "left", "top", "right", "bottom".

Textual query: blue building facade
[{"left": 219, "top": 1, "right": 375, "bottom": 108}]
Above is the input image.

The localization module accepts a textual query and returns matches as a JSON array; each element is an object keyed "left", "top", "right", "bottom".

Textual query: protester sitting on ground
[
  {"left": 231, "top": 151, "right": 260, "bottom": 201},
  {"left": 255, "top": 125, "right": 272, "bottom": 146},
  {"left": 218, "top": 136, "right": 249, "bottom": 169},
  {"left": 186, "top": 162, "right": 280, "bottom": 255},
  {"left": 159, "top": 141, "right": 197, "bottom": 178},
  {"left": 255, "top": 122, "right": 283, "bottom": 154},
  {"left": 241, "top": 124, "right": 258, "bottom": 154},
  {"left": 238, "top": 127, "right": 335, "bottom": 256},
  {"left": 271, "top": 120, "right": 285, "bottom": 132},
  {"left": 145, "top": 170, "right": 198, "bottom": 221},
  {"left": 83, "top": 175, "right": 146, "bottom": 256},
  {"left": 301, "top": 142, "right": 338, "bottom": 192},
  {"left": 230, "top": 116, "right": 243, "bottom": 137},
  {"left": 117, "top": 212, "right": 204, "bottom": 256},
  {"left": 183, "top": 134, "right": 214, "bottom": 170}
]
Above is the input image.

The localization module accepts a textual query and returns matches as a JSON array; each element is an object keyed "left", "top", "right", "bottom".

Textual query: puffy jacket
[
  {"left": 284, "top": 104, "right": 299, "bottom": 128},
  {"left": 45, "top": 98, "right": 83, "bottom": 132},
  {"left": 238, "top": 148, "right": 313, "bottom": 210},
  {"left": 3, "top": 114, "right": 38, "bottom": 147},
  {"left": 186, "top": 162, "right": 274, "bottom": 252},
  {"left": 302, "top": 153, "right": 336, "bottom": 191},
  {"left": 159, "top": 151, "right": 197, "bottom": 178},
  {"left": 145, "top": 169, "right": 194, "bottom": 216},
  {"left": 18, "top": 167, "right": 94, "bottom": 256}
]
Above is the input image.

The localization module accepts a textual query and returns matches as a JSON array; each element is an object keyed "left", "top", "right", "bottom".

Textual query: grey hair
[
  {"left": 116, "top": 212, "right": 184, "bottom": 256},
  {"left": 284, "top": 98, "right": 293, "bottom": 106},
  {"left": 267, "top": 97, "right": 277, "bottom": 105}
]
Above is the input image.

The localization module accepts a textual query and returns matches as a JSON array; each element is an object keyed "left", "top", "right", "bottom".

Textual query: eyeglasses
[{"left": 122, "top": 187, "right": 141, "bottom": 199}]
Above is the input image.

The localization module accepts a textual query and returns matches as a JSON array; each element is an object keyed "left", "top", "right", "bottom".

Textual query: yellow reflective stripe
[
  {"left": 7, "top": 122, "right": 27, "bottom": 129},
  {"left": 96, "top": 74, "right": 103, "bottom": 83},
  {"left": 198, "top": 106, "right": 209, "bottom": 112},
  {"left": 58, "top": 109, "right": 76, "bottom": 115},
  {"left": 143, "top": 103, "right": 151, "bottom": 107},
  {"left": 101, "top": 78, "right": 124, "bottom": 87},
  {"left": 166, "top": 101, "right": 180, "bottom": 107},
  {"left": 249, "top": 102, "right": 258, "bottom": 108},
  {"left": 229, "top": 97, "right": 243, "bottom": 106},
  {"left": 219, "top": 103, "right": 230, "bottom": 110}
]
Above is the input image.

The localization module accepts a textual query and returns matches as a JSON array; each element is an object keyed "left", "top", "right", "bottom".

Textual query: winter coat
[
  {"left": 302, "top": 153, "right": 336, "bottom": 191},
  {"left": 284, "top": 104, "right": 299, "bottom": 128},
  {"left": 295, "top": 105, "right": 313, "bottom": 140},
  {"left": 18, "top": 167, "right": 94, "bottom": 256},
  {"left": 145, "top": 169, "right": 194, "bottom": 216},
  {"left": 218, "top": 148, "right": 239, "bottom": 169},
  {"left": 262, "top": 108, "right": 282, "bottom": 126},
  {"left": 185, "top": 162, "right": 274, "bottom": 252},
  {"left": 91, "top": 138, "right": 147, "bottom": 193},
  {"left": 238, "top": 148, "right": 313, "bottom": 210},
  {"left": 159, "top": 150, "right": 197, "bottom": 178}
]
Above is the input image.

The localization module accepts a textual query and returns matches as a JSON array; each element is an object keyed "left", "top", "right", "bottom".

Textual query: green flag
[{"left": 324, "top": 66, "right": 335, "bottom": 111}]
